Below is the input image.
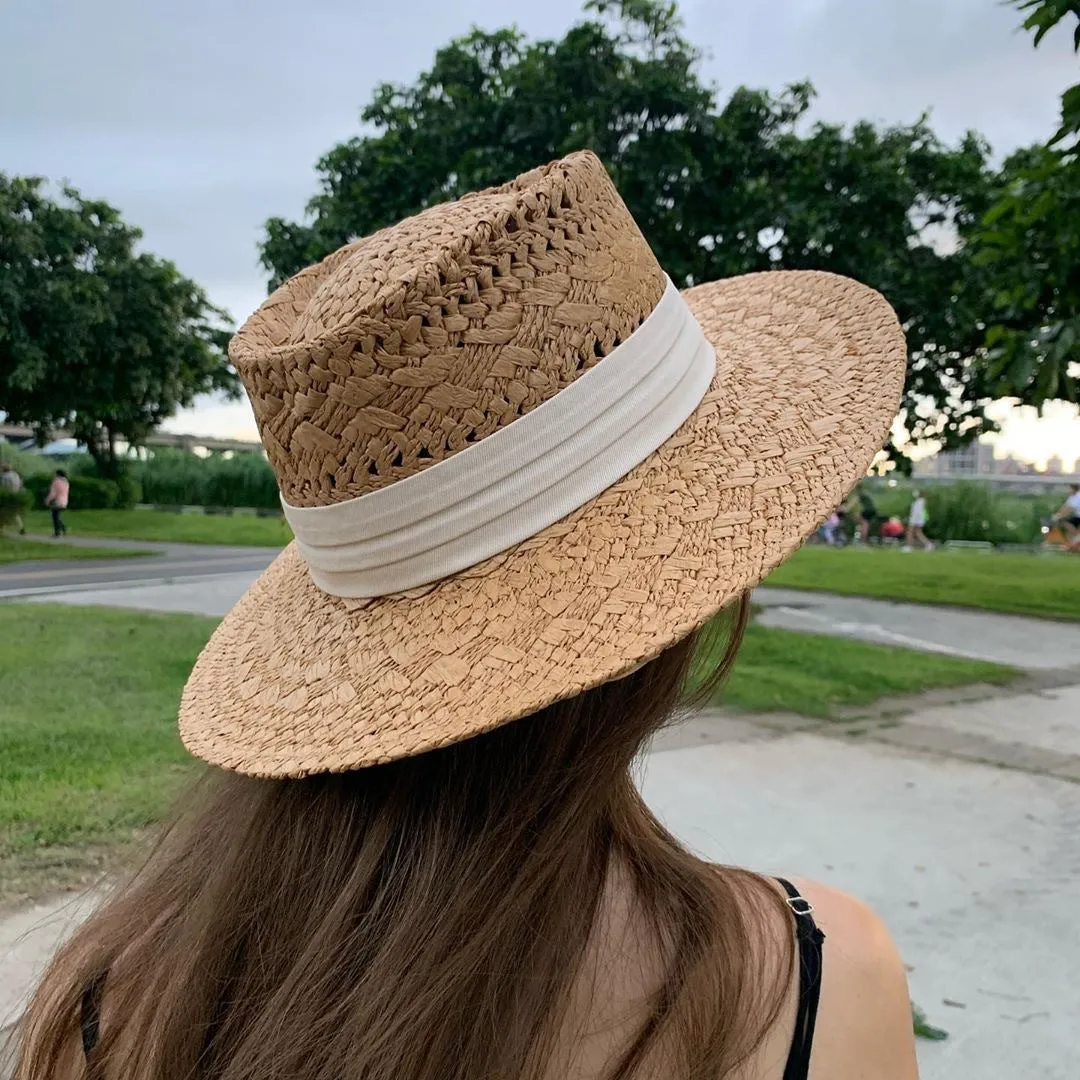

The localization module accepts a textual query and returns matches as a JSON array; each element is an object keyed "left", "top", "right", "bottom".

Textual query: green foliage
[
  {"left": 700, "top": 622, "right": 1014, "bottom": 717},
  {"left": 259, "top": 0, "right": 1006, "bottom": 457},
  {"left": 919, "top": 482, "right": 1056, "bottom": 545},
  {"left": 23, "top": 472, "right": 120, "bottom": 510},
  {"left": 970, "top": 1, "right": 1080, "bottom": 410},
  {"left": 134, "top": 449, "right": 280, "bottom": 509},
  {"left": 0, "top": 604, "right": 207, "bottom": 901},
  {"left": 0, "top": 537, "right": 151, "bottom": 563},
  {"left": 0, "top": 486, "right": 31, "bottom": 528},
  {"left": 974, "top": 146, "right": 1080, "bottom": 407},
  {"left": 0, "top": 175, "right": 238, "bottom": 476},
  {"left": 1013, "top": 1, "right": 1080, "bottom": 67},
  {"left": 23, "top": 508, "right": 289, "bottom": 546},
  {"left": 911, "top": 1003, "right": 950, "bottom": 1041},
  {"left": 115, "top": 469, "right": 143, "bottom": 510},
  {"left": 857, "top": 480, "right": 1057, "bottom": 545},
  {"left": 768, "top": 545, "right": 1080, "bottom": 621}
]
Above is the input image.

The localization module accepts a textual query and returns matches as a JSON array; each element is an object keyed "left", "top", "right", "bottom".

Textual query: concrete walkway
[
  {"left": 19, "top": 570, "right": 261, "bottom": 616},
  {"left": 0, "top": 892, "right": 102, "bottom": 1030},
  {"left": 645, "top": 709, "right": 1080, "bottom": 1080},
  {"left": 757, "top": 586, "right": 1080, "bottom": 671},
  {"left": 0, "top": 539, "right": 276, "bottom": 599}
]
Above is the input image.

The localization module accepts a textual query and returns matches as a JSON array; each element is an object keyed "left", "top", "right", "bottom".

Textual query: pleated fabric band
[{"left": 282, "top": 276, "right": 717, "bottom": 598}]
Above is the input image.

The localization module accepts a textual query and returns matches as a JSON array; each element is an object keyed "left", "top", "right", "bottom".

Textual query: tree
[
  {"left": 971, "top": 0, "right": 1080, "bottom": 409},
  {"left": 0, "top": 176, "right": 236, "bottom": 476},
  {"left": 260, "top": 0, "right": 1005, "bottom": 457}
]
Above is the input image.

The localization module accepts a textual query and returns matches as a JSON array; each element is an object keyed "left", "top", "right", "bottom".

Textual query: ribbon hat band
[{"left": 282, "top": 276, "right": 717, "bottom": 599}]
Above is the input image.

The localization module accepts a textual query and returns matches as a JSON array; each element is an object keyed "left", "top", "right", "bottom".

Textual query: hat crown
[{"left": 231, "top": 152, "right": 664, "bottom": 508}]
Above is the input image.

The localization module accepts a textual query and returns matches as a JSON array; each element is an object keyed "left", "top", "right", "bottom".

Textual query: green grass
[
  {"left": 23, "top": 508, "right": 290, "bottom": 547},
  {"left": 712, "top": 622, "right": 1014, "bottom": 717},
  {"left": 0, "top": 536, "right": 152, "bottom": 564},
  {"left": 0, "top": 604, "right": 1016, "bottom": 904},
  {"left": 0, "top": 604, "right": 213, "bottom": 905},
  {"left": 767, "top": 545, "right": 1080, "bottom": 622}
]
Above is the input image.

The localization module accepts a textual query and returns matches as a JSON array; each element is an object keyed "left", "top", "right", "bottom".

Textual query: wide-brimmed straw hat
[{"left": 180, "top": 151, "right": 905, "bottom": 778}]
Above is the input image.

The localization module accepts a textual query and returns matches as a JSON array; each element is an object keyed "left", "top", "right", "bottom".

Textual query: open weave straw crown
[
  {"left": 231, "top": 153, "right": 668, "bottom": 508},
  {"left": 180, "top": 151, "right": 906, "bottom": 778}
]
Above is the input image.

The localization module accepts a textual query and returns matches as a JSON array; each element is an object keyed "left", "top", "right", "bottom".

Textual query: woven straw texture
[{"left": 181, "top": 152, "right": 906, "bottom": 778}]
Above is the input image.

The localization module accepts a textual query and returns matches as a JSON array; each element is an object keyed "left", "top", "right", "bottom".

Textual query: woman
[
  {"left": 15, "top": 154, "right": 918, "bottom": 1080},
  {"left": 44, "top": 468, "right": 69, "bottom": 537},
  {"left": 905, "top": 491, "right": 932, "bottom": 551}
]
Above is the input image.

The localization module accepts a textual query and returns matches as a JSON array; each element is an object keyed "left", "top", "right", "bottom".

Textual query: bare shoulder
[{"left": 794, "top": 878, "right": 919, "bottom": 1080}]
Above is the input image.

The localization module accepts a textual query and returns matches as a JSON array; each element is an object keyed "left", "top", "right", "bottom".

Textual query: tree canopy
[
  {"left": 260, "top": 0, "right": 1052, "bottom": 459},
  {"left": 970, "top": 0, "right": 1080, "bottom": 410},
  {"left": 0, "top": 175, "right": 236, "bottom": 474}
]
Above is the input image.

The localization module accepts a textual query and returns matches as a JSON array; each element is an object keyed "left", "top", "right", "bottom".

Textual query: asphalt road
[{"left": 0, "top": 540, "right": 279, "bottom": 599}]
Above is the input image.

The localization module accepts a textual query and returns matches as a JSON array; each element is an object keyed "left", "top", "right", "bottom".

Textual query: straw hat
[{"left": 180, "top": 151, "right": 905, "bottom": 778}]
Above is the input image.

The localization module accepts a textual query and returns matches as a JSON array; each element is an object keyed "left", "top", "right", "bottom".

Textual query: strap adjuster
[{"left": 786, "top": 896, "right": 815, "bottom": 917}]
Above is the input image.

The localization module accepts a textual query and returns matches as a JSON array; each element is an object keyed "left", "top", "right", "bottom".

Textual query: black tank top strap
[
  {"left": 774, "top": 877, "right": 825, "bottom": 1080},
  {"left": 81, "top": 971, "right": 106, "bottom": 1059}
]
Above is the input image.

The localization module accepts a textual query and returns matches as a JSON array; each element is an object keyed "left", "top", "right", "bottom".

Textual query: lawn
[
  {"left": 23, "top": 508, "right": 290, "bottom": 547},
  {"left": 0, "top": 536, "right": 153, "bottom": 564},
  {"left": 0, "top": 605, "right": 211, "bottom": 906},
  {"left": 767, "top": 545, "right": 1080, "bottom": 622},
  {"left": 0, "top": 603, "right": 1015, "bottom": 906},
  {"left": 713, "top": 622, "right": 1014, "bottom": 716}
]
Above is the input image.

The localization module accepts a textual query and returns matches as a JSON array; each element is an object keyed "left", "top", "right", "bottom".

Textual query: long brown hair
[{"left": 15, "top": 597, "right": 793, "bottom": 1080}]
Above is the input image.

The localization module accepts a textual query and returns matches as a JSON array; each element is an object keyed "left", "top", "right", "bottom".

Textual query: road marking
[
  {"left": 0, "top": 571, "right": 262, "bottom": 600},
  {"left": 765, "top": 605, "right": 991, "bottom": 661},
  {"left": 0, "top": 554, "right": 272, "bottom": 583}
]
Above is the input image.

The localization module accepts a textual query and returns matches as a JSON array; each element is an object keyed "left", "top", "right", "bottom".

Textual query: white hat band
[{"left": 282, "top": 276, "right": 716, "bottom": 598}]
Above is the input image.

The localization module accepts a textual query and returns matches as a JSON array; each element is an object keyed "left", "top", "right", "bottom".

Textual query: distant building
[
  {"left": 913, "top": 441, "right": 997, "bottom": 479},
  {"left": 998, "top": 456, "right": 1035, "bottom": 476},
  {"left": 912, "top": 441, "right": 1077, "bottom": 492}
]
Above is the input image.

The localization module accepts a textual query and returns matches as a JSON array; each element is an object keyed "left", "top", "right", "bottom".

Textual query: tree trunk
[{"left": 82, "top": 423, "right": 119, "bottom": 479}]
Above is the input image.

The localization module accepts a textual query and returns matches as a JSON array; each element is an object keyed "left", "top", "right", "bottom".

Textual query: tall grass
[{"left": 134, "top": 449, "right": 279, "bottom": 509}]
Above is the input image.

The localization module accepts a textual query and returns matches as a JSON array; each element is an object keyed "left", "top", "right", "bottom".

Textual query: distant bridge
[{"left": 0, "top": 423, "right": 263, "bottom": 456}]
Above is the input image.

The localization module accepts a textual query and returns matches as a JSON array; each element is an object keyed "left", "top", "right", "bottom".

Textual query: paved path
[
  {"left": 757, "top": 586, "right": 1080, "bottom": 671},
  {"left": 12, "top": 568, "right": 1080, "bottom": 675},
  {"left": 0, "top": 538, "right": 277, "bottom": 599},
  {"left": 646, "top": 706, "right": 1080, "bottom": 1080}
]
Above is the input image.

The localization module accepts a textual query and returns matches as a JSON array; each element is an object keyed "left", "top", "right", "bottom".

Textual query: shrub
[
  {"left": 24, "top": 473, "right": 121, "bottom": 510},
  {"left": 114, "top": 469, "right": 142, "bottom": 509},
  {"left": 134, "top": 449, "right": 279, "bottom": 509},
  {"left": 862, "top": 481, "right": 1059, "bottom": 545},
  {"left": 0, "top": 487, "right": 31, "bottom": 528}
]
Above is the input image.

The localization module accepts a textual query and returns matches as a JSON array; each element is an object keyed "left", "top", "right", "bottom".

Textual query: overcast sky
[{"left": 3, "top": 0, "right": 1078, "bottom": 461}]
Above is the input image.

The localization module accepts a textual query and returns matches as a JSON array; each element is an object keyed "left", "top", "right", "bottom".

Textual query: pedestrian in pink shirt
[{"left": 45, "top": 469, "right": 69, "bottom": 537}]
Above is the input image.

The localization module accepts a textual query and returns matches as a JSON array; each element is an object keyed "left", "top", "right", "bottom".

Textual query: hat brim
[{"left": 180, "top": 271, "right": 905, "bottom": 778}]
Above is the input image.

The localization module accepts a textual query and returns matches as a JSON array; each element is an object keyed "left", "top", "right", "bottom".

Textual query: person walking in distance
[
  {"left": 904, "top": 490, "right": 932, "bottom": 551},
  {"left": 44, "top": 468, "right": 69, "bottom": 536},
  {"left": 0, "top": 461, "right": 27, "bottom": 534},
  {"left": 852, "top": 486, "right": 877, "bottom": 542}
]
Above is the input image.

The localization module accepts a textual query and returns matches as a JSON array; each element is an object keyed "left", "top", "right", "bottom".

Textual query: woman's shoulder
[{"left": 788, "top": 877, "right": 919, "bottom": 1080}]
